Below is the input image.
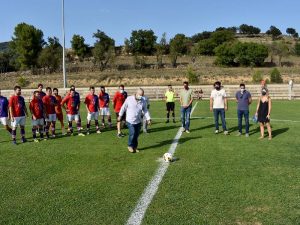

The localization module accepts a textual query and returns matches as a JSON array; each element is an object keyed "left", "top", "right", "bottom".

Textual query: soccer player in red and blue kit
[
  {"left": 61, "top": 88, "right": 85, "bottom": 136},
  {"left": 0, "top": 89, "right": 12, "bottom": 136},
  {"left": 84, "top": 86, "right": 101, "bottom": 135},
  {"left": 70, "top": 85, "right": 82, "bottom": 130},
  {"left": 29, "top": 91, "right": 46, "bottom": 142},
  {"left": 9, "top": 86, "right": 28, "bottom": 144},
  {"left": 99, "top": 86, "right": 112, "bottom": 128},
  {"left": 42, "top": 87, "right": 58, "bottom": 138}
]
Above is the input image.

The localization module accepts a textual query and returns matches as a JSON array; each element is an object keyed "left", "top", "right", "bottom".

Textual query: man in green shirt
[
  {"left": 165, "top": 85, "right": 176, "bottom": 123},
  {"left": 180, "top": 81, "right": 193, "bottom": 133}
]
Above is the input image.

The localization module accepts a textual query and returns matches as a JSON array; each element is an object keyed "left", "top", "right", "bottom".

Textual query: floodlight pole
[{"left": 62, "top": 0, "right": 67, "bottom": 88}]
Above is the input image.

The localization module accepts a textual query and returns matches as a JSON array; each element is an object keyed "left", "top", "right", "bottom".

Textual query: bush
[
  {"left": 270, "top": 68, "right": 283, "bottom": 83},
  {"left": 17, "top": 76, "right": 29, "bottom": 87},
  {"left": 215, "top": 42, "right": 268, "bottom": 67},
  {"left": 193, "top": 39, "right": 217, "bottom": 56},
  {"left": 252, "top": 71, "right": 263, "bottom": 83},
  {"left": 186, "top": 66, "right": 198, "bottom": 84}
]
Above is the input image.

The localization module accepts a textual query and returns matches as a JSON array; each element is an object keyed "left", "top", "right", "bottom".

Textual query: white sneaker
[
  {"left": 215, "top": 130, "right": 219, "bottom": 134},
  {"left": 181, "top": 127, "right": 186, "bottom": 132},
  {"left": 78, "top": 133, "right": 85, "bottom": 136},
  {"left": 224, "top": 131, "right": 229, "bottom": 135},
  {"left": 245, "top": 133, "right": 249, "bottom": 137},
  {"left": 96, "top": 130, "right": 101, "bottom": 134},
  {"left": 185, "top": 130, "right": 190, "bottom": 133},
  {"left": 236, "top": 132, "right": 242, "bottom": 136}
]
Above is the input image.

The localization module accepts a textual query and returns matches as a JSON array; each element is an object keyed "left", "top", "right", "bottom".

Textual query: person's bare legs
[
  {"left": 259, "top": 123, "right": 265, "bottom": 139},
  {"left": 266, "top": 123, "right": 272, "bottom": 140}
]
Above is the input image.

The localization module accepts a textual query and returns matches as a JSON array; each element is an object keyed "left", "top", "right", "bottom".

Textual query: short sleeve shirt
[
  {"left": 165, "top": 91, "right": 175, "bottom": 102},
  {"left": 210, "top": 89, "right": 227, "bottom": 109},
  {"left": 0, "top": 96, "right": 9, "bottom": 118},
  {"left": 236, "top": 91, "right": 251, "bottom": 111},
  {"left": 9, "top": 95, "right": 26, "bottom": 117},
  {"left": 180, "top": 89, "right": 193, "bottom": 106}
]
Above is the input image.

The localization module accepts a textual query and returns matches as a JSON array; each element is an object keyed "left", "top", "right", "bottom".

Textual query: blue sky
[{"left": 1, "top": 0, "right": 300, "bottom": 47}]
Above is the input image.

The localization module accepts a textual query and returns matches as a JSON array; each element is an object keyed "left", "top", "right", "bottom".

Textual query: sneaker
[
  {"left": 215, "top": 130, "right": 219, "bottom": 134},
  {"left": 258, "top": 136, "right": 264, "bottom": 140},
  {"left": 52, "top": 135, "right": 56, "bottom": 138},
  {"left": 86, "top": 131, "right": 90, "bottom": 135},
  {"left": 134, "top": 148, "right": 140, "bottom": 153},
  {"left": 236, "top": 132, "right": 242, "bottom": 136},
  {"left": 181, "top": 127, "right": 186, "bottom": 132},
  {"left": 245, "top": 133, "right": 249, "bottom": 137},
  {"left": 268, "top": 136, "right": 272, "bottom": 140},
  {"left": 185, "top": 130, "right": 190, "bottom": 133},
  {"left": 102, "top": 123, "right": 105, "bottom": 128},
  {"left": 96, "top": 130, "right": 101, "bottom": 134},
  {"left": 21, "top": 137, "right": 27, "bottom": 143},
  {"left": 12, "top": 140, "right": 17, "bottom": 145},
  {"left": 224, "top": 131, "right": 229, "bottom": 135},
  {"left": 117, "top": 133, "right": 125, "bottom": 138},
  {"left": 128, "top": 146, "right": 135, "bottom": 153},
  {"left": 44, "top": 137, "right": 48, "bottom": 141},
  {"left": 78, "top": 133, "right": 85, "bottom": 137},
  {"left": 34, "top": 138, "right": 39, "bottom": 143}
]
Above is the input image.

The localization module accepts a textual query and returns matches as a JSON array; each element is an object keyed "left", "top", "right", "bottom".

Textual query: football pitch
[{"left": 0, "top": 100, "right": 299, "bottom": 225}]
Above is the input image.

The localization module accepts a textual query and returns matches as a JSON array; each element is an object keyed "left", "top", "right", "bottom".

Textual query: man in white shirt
[
  {"left": 210, "top": 81, "right": 229, "bottom": 135},
  {"left": 118, "top": 88, "right": 151, "bottom": 153}
]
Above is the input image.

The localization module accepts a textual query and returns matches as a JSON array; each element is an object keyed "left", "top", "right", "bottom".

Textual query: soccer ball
[{"left": 163, "top": 153, "right": 173, "bottom": 162}]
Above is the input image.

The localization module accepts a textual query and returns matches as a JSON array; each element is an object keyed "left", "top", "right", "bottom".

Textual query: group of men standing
[{"left": 0, "top": 84, "right": 130, "bottom": 144}]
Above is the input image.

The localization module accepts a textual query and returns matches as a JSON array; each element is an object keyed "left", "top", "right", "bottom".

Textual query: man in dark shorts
[{"left": 165, "top": 85, "right": 176, "bottom": 123}]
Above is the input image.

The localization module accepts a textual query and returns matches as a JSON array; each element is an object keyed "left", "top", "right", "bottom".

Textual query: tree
[
  {"left": 215, "top": 42, "right": 268, "bottom": 67},
  {"left": 190, "top": 31, "right": 211, "bottom": 43},
  {"left": 193, "top": 39, "right": 217, "bottom": 56},
  {"left": 0, "top": 52, "right": 13, "bottom": 73},
  {"left": 169, "top": 34, "right": 189, "bottom": 67},
  {"left": 215, "top": 26, "right": 238, "bottom": 33},
  {"left": 71, "top": 34, "right": 89, "bottom": 60},
  {"left": 210, "top": 30, "right": 235, "bottom": 46},
  {"left": 266, "top": 26, "right": 282, "bottom": 40},
  {"left": 92, "top": 30, "right": 115, "bottom": 71},
  {"left": 155, "top": 32, "right": 168, "bottom": 68},
  {"left": 268, "top": 41, "right": 290, "bottom": 66},
  {"left": 38, "top": 37, "right": 62, "bottom": 74},
  {"left": 286, "top": 28, "right": 296, "bottom": 36},
  {"left": 10, "top": 23, "right": 45, "bottom": 70},
  {"left": 239, "top": 24, "right": 261, "bottom": 35},
  {"left": 129, "top": 29, "right": 157, "bottom": 55}
]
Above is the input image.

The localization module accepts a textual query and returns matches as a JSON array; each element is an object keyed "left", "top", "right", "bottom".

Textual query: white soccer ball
[{"left": 163, "top": 153, "right": 173, "bottom": 162}]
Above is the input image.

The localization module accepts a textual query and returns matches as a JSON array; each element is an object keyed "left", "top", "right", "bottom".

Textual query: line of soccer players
[{"left": 0, "top": 84, "right": 128, "bottom": 144}]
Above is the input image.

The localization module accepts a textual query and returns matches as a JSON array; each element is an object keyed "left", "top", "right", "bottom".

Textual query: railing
[{"left": 1, "top": 84, "right": 299, "bottom": 101}]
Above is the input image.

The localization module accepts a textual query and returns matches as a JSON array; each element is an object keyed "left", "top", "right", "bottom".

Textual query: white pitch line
[
  {"left": 126, "top": 102, "right": 198, "bottom": 225},
  {"left": 150, "top": 116, "right": 300, "bottom": 123}
]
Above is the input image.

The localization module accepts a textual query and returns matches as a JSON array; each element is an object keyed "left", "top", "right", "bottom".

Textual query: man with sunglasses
[{"left": 235, "top": 83, "right": 252, "bottom": 137}]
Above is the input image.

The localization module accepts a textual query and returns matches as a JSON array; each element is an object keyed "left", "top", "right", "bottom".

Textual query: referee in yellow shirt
[{"left": 165, "top": 85, "right": 176, "bottom": 123}]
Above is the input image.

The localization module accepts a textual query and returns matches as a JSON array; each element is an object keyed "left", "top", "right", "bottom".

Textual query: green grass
[{"left": 0, "top": 100, "right": 300, "bottom": 225}]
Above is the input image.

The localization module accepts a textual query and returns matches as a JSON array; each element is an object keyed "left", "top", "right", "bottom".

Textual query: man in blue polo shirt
[
  {"left": 235, "top": 83, "right": 252, "bottom": 137},
  {"left": 0, "top": 89, "right": 12, "bottom": 136}
]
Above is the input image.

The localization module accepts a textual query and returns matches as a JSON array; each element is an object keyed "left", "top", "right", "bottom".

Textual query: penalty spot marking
[{"left": 126, "top": 102, "right": 198, "bottom": 225}]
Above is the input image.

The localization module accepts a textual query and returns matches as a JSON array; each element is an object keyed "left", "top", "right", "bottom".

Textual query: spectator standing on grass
[
  {"left": 180, "top": 81, "right": 193, "bottom": 133},
  {"left": 165, "top": 85, "right": 176, "bottom": 123},
  {"left": 118, "top": 88, "right": 151, "bottom": 153},
  {"left": 255, "top": 88, "right": 272, "bottom": 140},
  {"left": 142, "top": 94, "right": 150, "bottom": 133},
  {"left": 235, "top": 83, "right": 252, "bottom": 137},
  {"left": 210, "top": 81, "right": 229, "bottom": 135},
  {"left": 288, "top": 79, "right": 293, "bottom": 100}
]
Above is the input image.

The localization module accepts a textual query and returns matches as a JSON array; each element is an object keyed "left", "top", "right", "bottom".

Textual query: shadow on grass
[
  {"left": 189, "top": 124, "right": 216, "bottom": 132},
  {"left": 139, "top": 136, "right": 201, "bottom": 151},
  {"left": 272, "top": 127, "right": 289, "bottom": 138}
]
